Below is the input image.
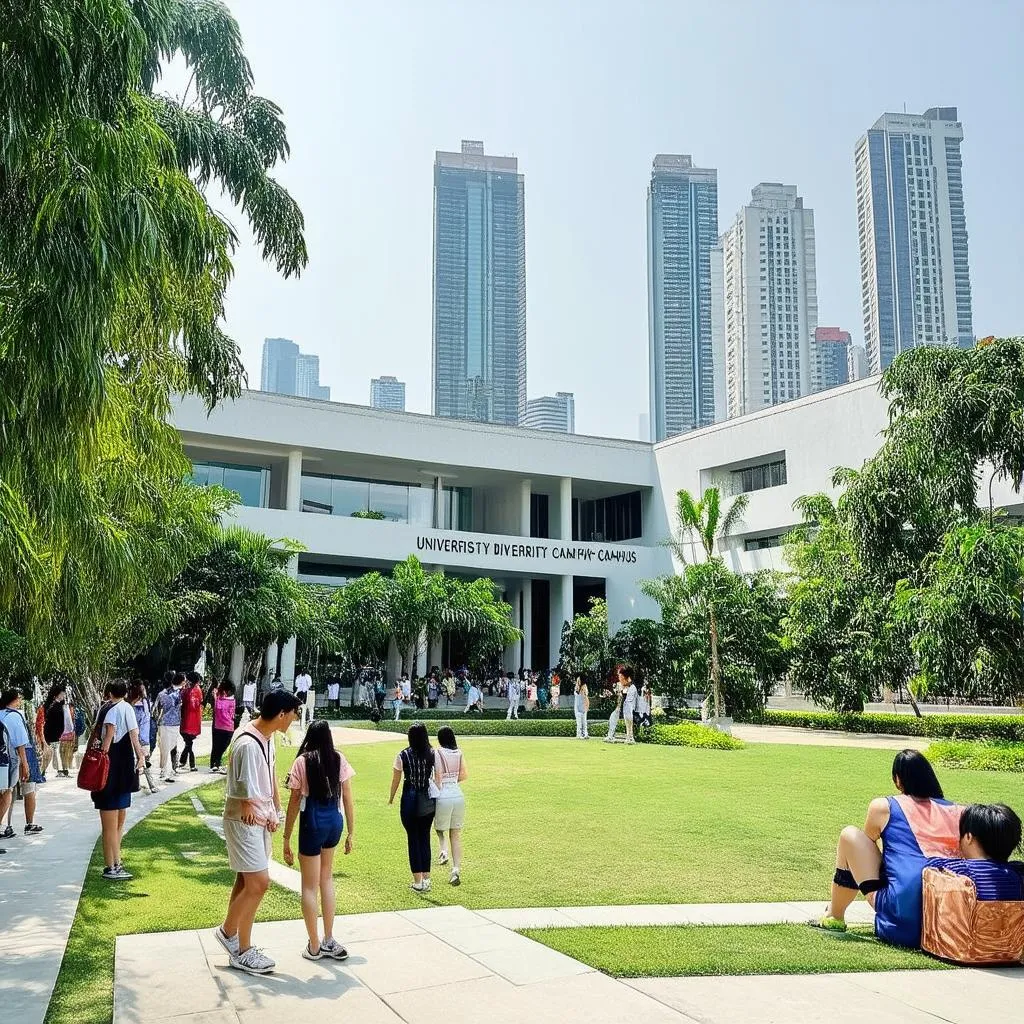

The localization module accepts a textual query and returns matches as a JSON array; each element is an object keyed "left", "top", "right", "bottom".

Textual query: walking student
[
  {"left": 389, "top": 723, "right": 436, "bottom": 892},
  {"left": 210, "top": 682, "right": 237, "bottom": 773},
  {"left": 216, "top": 689, "right": 301, "bottom": 975},
  {"left": 42, "top": 682, "right": 72, "bottom": 776},
  {"left": 620, "top": 666, "right": 638, "bottom": 745},
  {"left": 283, "top": 721, "right": 356, "bottom": 961},
  {"left": 0, "top": 687, "right": 41, "bottom": 840},
  {"left": 242, "top": 674, "right": 257, "bottom": 717},
  {"left": 604, "top": 678, "right": 623, "bottom": 742},
  {"left": 433, "top": 727, "right": 468, "bottom": 886},
  {"left": 392, "top": 683, "right": 404, "bottom": 722},
  {"left": 294, "top": 666, "right": 312, "bottom": 728},
  {"left": 505, "top": 672, "right": 521, "bottom": 720},
  {"left": 573, "top": 673, "right": 590, "bottom": 739},
  {"left": 155, "top": 671, "right": 182, "bottom": 782},
  {"left": 128, "top": 681, "right": 158, "bottom": 794},
  {"left": 179, "top": 671, "right": 204, "bottom": 772}
]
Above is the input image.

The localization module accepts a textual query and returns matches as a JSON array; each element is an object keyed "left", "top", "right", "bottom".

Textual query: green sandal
[{"left": 810, "top": 914, "right": 848, "bottom": 933}]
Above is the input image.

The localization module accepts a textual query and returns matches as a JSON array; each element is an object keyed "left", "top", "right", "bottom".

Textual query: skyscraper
[
  {"left": 847, "top": 343, "right": 870, "bottom": 381},
  {"left": 647, "top": 155, "right": 719, "bottom": 441},
  {"left": 815, "top": 327, "right": 852, "bottom": 391},
  {"left": 523, "top": 392, "right": 575, "bottom": 433},
  {"left": 260, "top": 338, "right": 330, "bottom": 400},
  {"left": 714, "top": 184, "right": 818, "bottom": 419},
  {"left": 855, "top": 107, "right": 972, "bottom": 373},
  {"left": 370, "top": 375, "right": 406, "bottom": 411},
  {"left": 432, "top": 140, "right": 526, "bottom": 426}
]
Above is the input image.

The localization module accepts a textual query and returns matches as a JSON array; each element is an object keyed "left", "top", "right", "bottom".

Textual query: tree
[
  {"left": 558, "top": 598, "right": 612, "bottom": 685},
  {"left": 609, "top": 618, "right": 663, "bottom": 690},
  {"left": 668, "top": 487, "right": 749, "bottom": 719}
]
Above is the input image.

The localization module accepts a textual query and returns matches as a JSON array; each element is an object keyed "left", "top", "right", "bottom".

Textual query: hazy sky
[{"left": 208, "top": 0, "right": 1023, "bottom": 439}]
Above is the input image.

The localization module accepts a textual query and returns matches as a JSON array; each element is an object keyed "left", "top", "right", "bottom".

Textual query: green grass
[
  {"left": 927, "top": 739, "right": 1024, "bottom": 772},
  {"left": 44, "top": 794, "right": 300, "bottom": 1024},
  {"left": 521, "top": 924, "right": 953, "bottom": 977}
]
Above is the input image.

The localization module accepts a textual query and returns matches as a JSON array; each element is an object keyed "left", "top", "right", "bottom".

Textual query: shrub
[
  {"left": 641, "top": 722, "right": 745, "bottom": 750},
  {"left": 738, "top": 709, "right": 1024, "bottom": 742},
  {"left": 925, "top": 740, "right": 1024, "bottom": 773},
  {"left": 315, "top": 705, "right": 583, "bottom": 722}
]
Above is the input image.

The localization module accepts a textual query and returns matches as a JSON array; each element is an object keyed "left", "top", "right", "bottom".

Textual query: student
[
  {"left": 327, "top": 677, "right": 340, "bottom": 711},
  {"left": 427, "top": 677, "right": 439, "bottom": 709},
  {"left": 433, "top": 726, "right": 468, "bottom": 886},
  {"left": 242, "top": 675, "right": 258, "bottom": 716},
  {"left": 210, "top": 682, "right": 237, "bottom": 773},
  {"left": 128, "top": 680, "right": 158, "bottom": 794},
  {"left": 283, "top": 720, "right": 356, "bottom": 960},
  {"left": 620, "top": 667, "right": 638, "bottom": 745},
  {"left": 815, "top": 749, "right": 961, "bottom": 946},
  {"left": 505, "top": 672, "right": 521, "bottom": 720},
  {"left": 388, "top": 722, "right": 436, "bottom": 892},
  {"left": 392, "top": 683, "right": 404, "bottom": 722},
  {"left": 550, "top": 673, "right": 561, "bottom": 710},
  {"left": 604, "top": 678, "right": 623, "bottom": 742},
  {"left": 573, "top": 673, "right": 590, "bottom": 739},
  {"left": 215, "top": 689, "right": 301, "bottom": 975},
  {"left": 294, "top": 665, "right": 313, "bottom": 727},
  {"left": 43, "top": 682, "right": 72, "bottom": 777},
  {"left": 179, "top": 671, "right": 204, "bottom": 772},
  {"left": 0, "top": 688, "right": 42, "bottom": 839},
  {"left": 926, "top": 803, "right": 1024, "bottom": 899},
  {"left": 154, "top": 671, "right": 182, "bottom": 782},
  {"left": 464, "top": 681, "right": 483, "bottom": 714}
]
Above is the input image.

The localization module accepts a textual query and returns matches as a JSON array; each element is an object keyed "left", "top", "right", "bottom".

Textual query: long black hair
[
  {"left": 437, "top": 726, "right": 458, "bottom": 751},
  {"left": 43, "top": 681, "right": 67, "bottom": 708},
  {"left": 297, "top": 720, "right": 341, "bottom": 802},
  {"left": 892, "top": 749, "right": 943, "bottom": 800},
  {"left": 407, "top": 722, "right": 432, "bottom": 760}
]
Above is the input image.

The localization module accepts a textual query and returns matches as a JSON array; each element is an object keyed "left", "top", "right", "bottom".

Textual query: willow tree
[{"left": 0, "top": 1, "right": 306, "bottom": 665}]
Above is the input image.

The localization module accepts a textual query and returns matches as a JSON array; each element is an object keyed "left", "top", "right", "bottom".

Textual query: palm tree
[{"left": 670, "top": 487, "right": 749, "bottom": 721}]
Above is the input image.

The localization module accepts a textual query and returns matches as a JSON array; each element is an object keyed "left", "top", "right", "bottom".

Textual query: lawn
[
  {"left": 199, "top": 733, "right": 1021, "bottom": 910},
  {"left": 521, "top": 924, "right": 952, "bottom": 976}
]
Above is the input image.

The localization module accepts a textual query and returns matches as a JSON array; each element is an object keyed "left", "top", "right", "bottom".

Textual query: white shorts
[
  {"left": 434, "top": 794, "right": 466, "bottom": 831},
  {"left": 4, "top": 766, "right": 36, "bottom": 795},
  {"left": 223, "top": 818, "right": 272, "bottom": 873}
]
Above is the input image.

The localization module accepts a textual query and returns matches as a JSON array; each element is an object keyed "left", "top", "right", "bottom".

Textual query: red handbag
[{"left": 77, "top": 746, "right": 110, "bottom": 792}]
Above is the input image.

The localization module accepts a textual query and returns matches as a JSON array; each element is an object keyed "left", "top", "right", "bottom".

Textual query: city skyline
[
  {"left": 523, "top": 392, "right": 576, "bottom": 433},
  {"left": 370, "top": 375, "right": 407, "bottom": 411},
  {"left": 260, "top": 337, "right": 330, "bottom": 401},
  {"left": 214, "top": 2, "right": 1022, "bottom": 439}
]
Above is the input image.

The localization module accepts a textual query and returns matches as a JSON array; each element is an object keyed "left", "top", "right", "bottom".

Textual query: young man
[
  {"left": 0, "top": 688, "right": 42, "bottom": 838},
  {"left": 294, "top": 666, "right": 312, "bottom": 727},
  {"left": 926, "top": 803, "right": 1024, "bottom": 899},
  {"left": 241, "top": 675, "right": 258, "bottom": 716},
  {"left": 215, "top": 689, "right": 301, "bottom": 975},
  {"left": 505, "top": 672, "right": 521, "bottom": 720},
  {"left": 620, "top": 666, "right": 638, "bottom": 745}
]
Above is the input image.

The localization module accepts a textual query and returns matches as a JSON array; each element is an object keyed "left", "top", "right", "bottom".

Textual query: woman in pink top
[
  {"left": 209, "top": 682, "right": 237, "bottom": 774},
  {"left": 283, "top": 720, "right": 356, "bottom": 961}
]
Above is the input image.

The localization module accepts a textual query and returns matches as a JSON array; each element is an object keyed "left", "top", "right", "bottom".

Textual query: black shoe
[
  {"left": 1, "top": 826, "right": 14, "bottom": 840},
  {"left": 25, "top": 824, "right": 43, "bottom": 834}
]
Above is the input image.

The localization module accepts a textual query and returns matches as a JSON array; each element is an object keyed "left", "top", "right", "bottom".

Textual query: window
[
  {"left": 744, "top": 534, "right": 784, "bottom": 551},
  {"left": 191, "top": 461, "right": 269, "bottom": 508},
  {"left": 731, "top": 457, "right": 787, "bottom": 494},
  {"left": 572, "top": 490, "right": 642, "bottom": 543},
  {"left": 530, "top": 493, "right": 549, "bottom": 539}
]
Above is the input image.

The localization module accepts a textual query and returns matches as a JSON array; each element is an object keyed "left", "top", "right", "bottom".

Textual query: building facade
[
  {"left": 432, "top": 140, "right": 527, "bottom": 426},
  {"left": 847, "top": 343, "right": 870, "bottom": 382},
  {"left": 855, "top": 107, "right": 973, "bottom": 373},
  {"left": 174, "top": 380, "right": 1024, "bottom": 686},
  {"left": 260, "top": 338, "right": 331, "bottom": 400},
  {"left": 815, "top": 327, "right": 852, "bottom": 391},
  {"left": 715, "top": 184, "right": 819, "bottom": 418},
  {"left": 371, "top": 375, "right": 407, "bottom": 412},
  {"left": 647, "top": 154, "right": 719, "bottom": 441},
  {"left": 523, "top": 393, "right": 575, "bottom": 433}
]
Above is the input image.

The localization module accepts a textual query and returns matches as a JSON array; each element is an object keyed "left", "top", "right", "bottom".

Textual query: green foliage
[
  {"left": 639, "top": 722, "right": 745, "bottom": 750},
  {"left": 558, "top": 597, "right": 612, "bottom": 682},
  {"left": 742, "top": 708, "right": 1024, "bottom": 741},
  {"left": 350, "top": 509, "right": 386, "bottom": 520},
  {"left": 366, "top": 718, "right": 602, "bottom": 738},
  {"left": 925, "top": 740, "right": 1024, "bottom": 773},
  {"left": 609, "top": 617, "right": 663, "bottom": 686}
]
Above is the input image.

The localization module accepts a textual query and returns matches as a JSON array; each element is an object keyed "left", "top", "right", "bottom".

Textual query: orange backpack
[{"left": 921, "top": 867, "right": 1024, "bottom": 965}]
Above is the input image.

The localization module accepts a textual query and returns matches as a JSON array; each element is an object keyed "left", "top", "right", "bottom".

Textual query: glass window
[
  {"left": 333, "top": 478, "right": 370, "bottom": 517},
  {"left": 409, "top": 485, "right": 434, "bottom": 527},
  {"left": 300, "top": 474, "right": 334, "bottom": 514},
  {"left": 192, "top": 461, "right": 267, "bottom": 507},
  {"left": 368, "top": 482, "right": 409, "bottom": 522}
]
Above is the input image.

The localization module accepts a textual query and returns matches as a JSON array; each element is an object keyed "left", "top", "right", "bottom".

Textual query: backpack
[{"left": 0, "top": 714, "right": 9, "bottom": 770}]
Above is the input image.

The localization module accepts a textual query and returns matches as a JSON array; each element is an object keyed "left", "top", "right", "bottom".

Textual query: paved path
[
  {"left": 0, "top": 771, "right": 211, "bottom": 1024},
  {"left": 112, "top": 907, "right": 1017, "bottom": 1024},
  {"left": 731, "top": 724, "right": 929, "bottom": 750}
]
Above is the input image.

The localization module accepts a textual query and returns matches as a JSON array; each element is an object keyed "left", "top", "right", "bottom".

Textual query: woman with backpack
[
  {"left": 388, "top": 722, "right": 436, "bottom": 892},
  {"left": 283, "top": 720, "right": 355, "bottom": 961},
  {"left": 42, "top": 682, "right": 73, "bottom": 777}
]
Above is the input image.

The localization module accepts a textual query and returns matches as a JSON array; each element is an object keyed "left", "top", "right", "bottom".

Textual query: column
[
  {"left": 265, "top": 642, "right": 279, "bottom": 683},
  {"left": 520, "top": 478, "right": 532, "bottom": 537},
  {"left": 521, "top": 579, "right": 533, "bottom": 671},
  {"left": 502, "top": 581, "right": 520, "bottom": 672},
  {"left": 278, "top": 549, "right": 299, "bottom": 687},
  {"left": 434, "top": 475, "right": 444, "bottom": 529},
  {"left": 550, "top": 573, "right": 574, "bottom": 669},
  {"left": 559, "top": 477, "right": 573, "bottom": 540},
  {"left": 228, "top": 643, "right": 245, "bottom": 685},
  {"left": 415, "top": 627, "right": 428, "bottom": 677},
  {"left": 286, "top": 449, "right": 303, "bottom": 511}
]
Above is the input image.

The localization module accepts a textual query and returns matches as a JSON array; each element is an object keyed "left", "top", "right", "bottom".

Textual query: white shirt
[
  {"left": 623, "top": 684, "right": 638, "bottom": 712},
  {"left": 401, "top": 679, "right": 412, "bottom": 699},
  {"left": 242, "top": 682, "right": 257, "bottom": 704},
  {"left": 327, "top": 682, "right": 340, "bottom": 699},
  {"left": 104, "top": 700, "right": 139, "bottom": 743},
  {"left": 295, "top": 673, "right": 312, "bottom": 694},
  {"left": 466, "top": 685, "right": 482, "bottom": 705},
  {"left": 507, "top": 680, "right": 521, "bottom": 701}
]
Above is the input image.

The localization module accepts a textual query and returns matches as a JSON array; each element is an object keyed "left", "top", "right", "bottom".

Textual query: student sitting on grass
[
  {"left": 926, "top": 803, "right": 1024, "bottom": 900},
  {"left": 814, "top": 749, "right": 961, "bottom": 947}
]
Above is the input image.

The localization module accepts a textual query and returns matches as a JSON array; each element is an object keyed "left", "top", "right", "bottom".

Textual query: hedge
[
  {"left": 925, "top": 740, "right": 1024, "bottom": 773},
  {"left": 318, "top": 706, "right": 589, "bottom": 722},
  {"left": 640, "top": 722, "right": 744, "bottom": 751},
  {"left": 738, "top": 709, "right": 1024, "bottom": 742}
]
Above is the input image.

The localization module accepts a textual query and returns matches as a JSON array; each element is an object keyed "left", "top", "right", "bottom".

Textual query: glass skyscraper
[
  {"left": 260, "top": 338, "right": 330, "bottom": 400},
  {"left": 647, "top": 154, "right": 719, "bottom": 442},
  {"left": 370, "top": 375, "right": 406, "bottom": 411},
  {"left": 432, "top": 140, "right": 526, "bottom": 426},
  {"left": 855, "top": 107, "right": 973, "bottom": 373}
]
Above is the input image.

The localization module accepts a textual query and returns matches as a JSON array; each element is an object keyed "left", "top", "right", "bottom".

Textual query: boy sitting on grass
[{"left": 926, "top": 803, "right": 1024, "bottom": 900}]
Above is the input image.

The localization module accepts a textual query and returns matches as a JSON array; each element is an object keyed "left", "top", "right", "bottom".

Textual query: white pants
[
  {"left": 507, "top": 699, "right": 519, "bottom": 720},
  {"left": 575, "top": 710, "right": 588, "bottom": 738},
  {"left": 158, "top": 725, "right": 178, "bottom": 775},
  {"left": 606, "top": 708, "right": 619, "bottom": 739}
]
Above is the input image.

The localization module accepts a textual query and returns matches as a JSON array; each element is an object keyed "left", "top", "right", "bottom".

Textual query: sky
[{"left": 204, "top": 0, "right": 1024, "bottom": 439}]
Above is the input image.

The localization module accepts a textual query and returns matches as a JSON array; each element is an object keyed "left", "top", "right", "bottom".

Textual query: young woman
[
  {"left": 620, "top": 666, "right": 638, "bottom": 745},
  {"left": 283, "top": 720, "right": 355, "bottom": 961},
  {"left": 389, "top": 722, "right": 436, "bottom": 892},
  {"left": 59, "top": 691, "right": 80, "bottom": 776},
  {"left": 433, "top": 726, "right": 468, "bottom": 886},
  {"left": 179, "top": 670, "right": 204, "bottom": 772},
  {"left": 42, "top": 682, "right": 72, "bottom": 777},
  {"left": 573, "top": 674, "right": 590, "bottom": 740},
  {"left": 154, "top": 671, "right": 182, "bottom": 782},
  {"left": 392, "top": 683, "right": 404, "bottom": 722},
  {"left": 210, "top": 682, "right": 237, "bottom": 773},
  {"left": 91, "top": 680, "right": 147, "bottom": 880},
  {"left": 816, "top": 749, "right": 961, "bottom": 946},
  {"left": 128, "top": 681, "right": 158, "bottom": 794}
]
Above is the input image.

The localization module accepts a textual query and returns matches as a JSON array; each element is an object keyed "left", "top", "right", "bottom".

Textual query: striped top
[{"left": 926, "top": 858, "right": 1024, "bottom": 901}]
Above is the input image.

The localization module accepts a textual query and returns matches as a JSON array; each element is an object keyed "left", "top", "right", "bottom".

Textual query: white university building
[
  {"left": 713, "top": 184, "right": 819, "bottom": 419},
  {"left": 175, "top": 382, "right": 1024, "bottom": 686}
]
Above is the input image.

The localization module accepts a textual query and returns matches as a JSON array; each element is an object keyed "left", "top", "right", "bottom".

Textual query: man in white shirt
[
  {"left": 241, "top": 676, "right": 257, "bottom": 715},
  {"left": 505, "top": 672, "right": 521, "bottom": 720},
  {"left": 216, "top": 689, "right": 300, "bottom": 976},
  {"left": 294, "top": 667, "right": 312, "bottom": 727}
]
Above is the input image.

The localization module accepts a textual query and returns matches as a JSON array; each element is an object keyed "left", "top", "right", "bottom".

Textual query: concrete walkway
[{"left": 731, "top": 724, "right": 929, "bottom": 750}]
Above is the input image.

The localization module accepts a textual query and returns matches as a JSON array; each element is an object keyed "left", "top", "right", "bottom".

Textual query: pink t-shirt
[
  {"left": 213, "top": 696, "right": 236, "bottom": 731},
  {"left": 287, "top": 751, "right": 355, "bottom": 808}
]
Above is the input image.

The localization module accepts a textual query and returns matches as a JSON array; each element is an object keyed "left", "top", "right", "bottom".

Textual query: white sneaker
[
  {"left": 438, "top": 850, "right": 449, "bottom": 865},
  {"left": 229, "top": 946, "right": 275, "bottom": 975},
  {"left": 302, "top": 942, "right": 324, "bottom": 961},
  {"left": 215, "top": 926, "right": 240, "bottom": 956},
  {"left": 450, "top": 870, "right": 461, "bottom": 887},
  {"left": 320, "top": 937, "right": 349, "bottom": 961},
  {"left": 422, "top": 877, "right": 432, "bottom": 892}
]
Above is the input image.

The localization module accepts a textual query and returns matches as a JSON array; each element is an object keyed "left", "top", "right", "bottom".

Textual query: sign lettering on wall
[{"left": 415, "top": 535, "right": 638, "bottom": 565}]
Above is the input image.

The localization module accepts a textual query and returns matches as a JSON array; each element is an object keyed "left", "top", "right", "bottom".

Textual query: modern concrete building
[
  {"left": 815, "top": 327, "right": 852, "bottom": 391},
  {"left": 370, "top": 376, "right": 406, "bottom": 412},
  {"left": 714, "top": 184, "right": 818, "bottom": 418},
  {"left": 848, "top": 343, "right": 870, "bottom": 382},
  {"left": 260, "top": 338, "right": 330, "bottom": 401},
  {"left": 174, "top": 378, "right": 1023, "bottom": 686},
  {"left": 432, "top": 140, "right": 526, "bottom": 426},
  {"left": 647, "top": 154, "right": 719, "bottom": 441},
  {"left": 855, "top": 107, "right": 973, "bottom": 373},
  {"left": 523, "top": 393, "right": 575, "bottom": 433}
]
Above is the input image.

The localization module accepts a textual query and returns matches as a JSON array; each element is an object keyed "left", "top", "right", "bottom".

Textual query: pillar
[
  {"left": 550, "top": 573, "right": 574, "bottom": 669},
  {"left": 415, "top": 626, "right": 428, "bottom": 677},
  {"left": 502, "top": 581, "right": 520, "bottom": 672},
  {"left": 286, "top": 449, "right": 303, "bottom": 511},
  {"left": 280, "top": 637, "right": 297, "bottom": 689},
  {"left": 559, "top": 477, "right": 573, "bottom": 541},
  {"left": 434, "top": 475, "right": 444, "bottom": 529},
  {"left": 521, "top": 579, "right": 533, "bottom": 671},
  {"left": 228, "top": 643, "right": 245, "bottom": 685},
  {"left": 520, "top": 478, "right": 532, "bottom": 537},
  {"left": 265, "top": 642, "right": 279, "bottom": 682}
]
